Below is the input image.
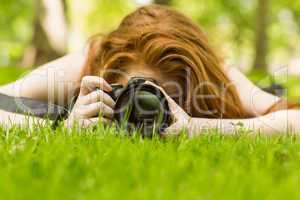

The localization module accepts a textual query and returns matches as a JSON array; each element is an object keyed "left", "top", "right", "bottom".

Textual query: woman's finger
[
  {"left": 162, "top": 123, "right": 182, "bottom": 137},
  {"left": 79, "top": 76, "right": 112, "bottom": 96},
  {"left": 145, "top": 81, "right": 185, "bottom": 114},
  {"left": 80, "top": 89, "right": 115, "bottom": 108},
  {"left": 79, "top": 102, "right": 114, "bottom": 119},
  {"left": 162, "top": 121, "right": 193, "bottom": 138},
  {"left": 82, "top": 117, "right": 112, "bottom": 127}
]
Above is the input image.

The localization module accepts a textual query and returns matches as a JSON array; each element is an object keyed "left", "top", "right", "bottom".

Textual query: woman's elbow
[{"left": 261, "top": 109, "right": 300, "bottom": 134}]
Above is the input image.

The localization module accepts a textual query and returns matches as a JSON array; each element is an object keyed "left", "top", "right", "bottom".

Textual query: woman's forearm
[
  {"left": 188, "top": 109, "right": 300, "bottom": 136},
  {"left": 0, "top": 110, "right": 48, "bottom": 129},
  {"left": 0, "top": 53, "right": 84, "bottom": 106}
]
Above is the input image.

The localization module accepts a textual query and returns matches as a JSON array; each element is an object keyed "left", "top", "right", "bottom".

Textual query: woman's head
[{"left": 84, "top": 5, "right": 247, "bottom": 118}]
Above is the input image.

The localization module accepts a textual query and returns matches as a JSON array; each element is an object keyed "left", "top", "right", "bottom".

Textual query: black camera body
[{"left": 108, "top": 77, "right": 172, "bottom": 137}]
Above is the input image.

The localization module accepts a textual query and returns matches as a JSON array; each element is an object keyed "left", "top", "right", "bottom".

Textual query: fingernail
[{"left": 105, "top": 83, "right": 112, "bottom": 91}]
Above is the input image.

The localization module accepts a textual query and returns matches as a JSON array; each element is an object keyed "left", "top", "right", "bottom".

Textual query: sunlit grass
[{"left": 1, "top": 123, "right": 300, "bottom": 199}]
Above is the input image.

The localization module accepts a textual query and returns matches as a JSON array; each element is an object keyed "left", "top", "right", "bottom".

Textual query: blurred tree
[
  {"left": 22, "top": 0, "right": 69, "bottom": 67},
  {"left": 0, "top": 0, "right": 34, "bottom": 66},
  {"left": 154, "top": 0, "right": 171, "bottom": 5},
  {"left": 252, "top": 0, "right": 270, "bottom": 71}
]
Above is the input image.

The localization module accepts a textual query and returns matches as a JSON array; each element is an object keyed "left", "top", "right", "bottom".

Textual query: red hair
[{"left": 83, "top": 5, "right": 249, "bottom": 118}]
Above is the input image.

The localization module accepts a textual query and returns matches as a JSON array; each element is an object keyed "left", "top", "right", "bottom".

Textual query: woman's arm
[
  {"left": 0, "top": 75, "right": 115, "bottom": 129},
  {"left": 0, "top": 109, "right": 47, "bottom": 129},
  {"left": 186, "top": 109, "right": 300, "bottom": 136},
  {"left": 156, "top": 79, "right": 300, "bottom": 136},
  {"left": 166, "top": 108, "right": 300, "bottom": 137},
  {"left": 0, "top": 52, "right": 86, "bottom": 127},
  {"left": 0, "top": 52, "right": 86, "bottom": 106},
  {"left": 226, "top": 67, "right": 281, "bottom": 116}
]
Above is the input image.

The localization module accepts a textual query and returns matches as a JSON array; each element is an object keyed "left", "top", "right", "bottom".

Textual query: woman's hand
[
  {"left": 65, "top": 76, "right": 115, "bottom": 128},
  {"left": 145, "top": 81, "right": 191, "bottom": 136}
]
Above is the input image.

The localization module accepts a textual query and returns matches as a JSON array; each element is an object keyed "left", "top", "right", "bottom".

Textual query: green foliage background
[
  {"left": 0, "top": 0, "right": 34, "bottom": 66},
  {"left": 1, "top": 0, "right": 300, "bottom": 70}
]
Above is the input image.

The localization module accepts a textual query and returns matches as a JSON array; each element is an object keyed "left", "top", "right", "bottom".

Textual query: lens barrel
[{"left": 108, "top": 77, "right": 172, "bottom": 137}]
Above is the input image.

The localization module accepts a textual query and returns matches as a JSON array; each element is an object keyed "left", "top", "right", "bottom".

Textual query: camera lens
[
  {"left": 134, "top": 91, "right": 161, "bottom": 119},
  {"left": 111, "top": 78, "right": 172, "bottom": 137}
]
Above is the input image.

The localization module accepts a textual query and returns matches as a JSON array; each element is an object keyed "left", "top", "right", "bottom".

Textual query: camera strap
[{"left": 0, "top": 92, "right": 68, "bottom": 120}]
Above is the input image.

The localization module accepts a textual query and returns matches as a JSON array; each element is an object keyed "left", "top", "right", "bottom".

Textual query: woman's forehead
[
  {"left": 104, "top": 64, "right": 160, "bottom": 84},
  {"left": 103, "top": 63, "right": 185, "bottom": 95}
]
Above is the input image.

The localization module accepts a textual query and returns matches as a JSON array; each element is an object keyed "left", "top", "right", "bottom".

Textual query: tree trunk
[
  {"left": 252, "top": 0, "right": 269, "bottom": 71},
  {"left": 22, "top": 0, "right": 68, "bottom": 67},
  {"left": 154, "top": 0, "right": 171, "bottom": 5}
]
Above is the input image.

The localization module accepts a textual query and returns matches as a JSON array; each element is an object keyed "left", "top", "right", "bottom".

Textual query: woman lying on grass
[{"left": 0, "top": 5, "right": 299, "bottom": 136}]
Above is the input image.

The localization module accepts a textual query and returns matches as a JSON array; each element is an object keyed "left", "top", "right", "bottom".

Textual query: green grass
[
  {"left": 0, "top": 67, "right": 300, "bottom": 200},
  {"left": 1, "top": 124, "right": 300, "bottom": 200}
]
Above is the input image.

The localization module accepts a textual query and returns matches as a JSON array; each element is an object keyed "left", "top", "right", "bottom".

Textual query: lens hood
[{"left": 112, "top": 77, "right": 172, "bottom": 137}]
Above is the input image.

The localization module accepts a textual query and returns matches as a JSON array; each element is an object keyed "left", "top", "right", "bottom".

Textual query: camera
[{"left": 107, "top": 77, "right": 172, "bottom": 137}]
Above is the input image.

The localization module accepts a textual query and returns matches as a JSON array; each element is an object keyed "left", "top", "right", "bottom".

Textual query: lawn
[
  {"left": 0, "top": 67, "right": 300, "bottom": 200},
  {"left": 1, "top": 125, "right": 300, "bottom": 200}
]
